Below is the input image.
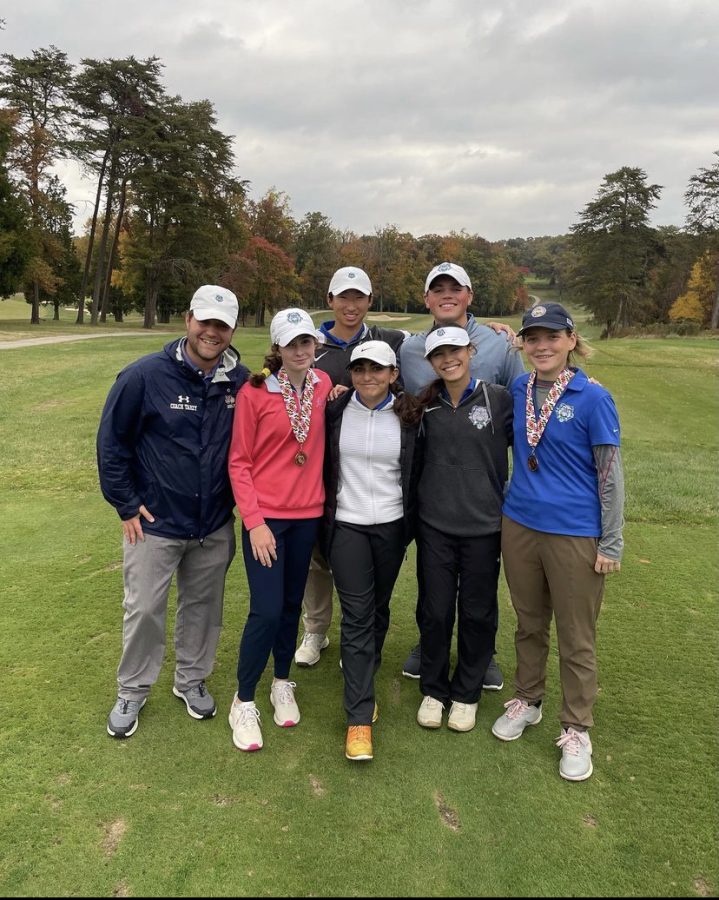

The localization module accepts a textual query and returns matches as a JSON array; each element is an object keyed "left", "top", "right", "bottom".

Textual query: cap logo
[
  {"left": 435, "top": 328, "right": 446, "bottom": 337},
  {"left": 531, "top": 306, "right": 546, "bottom": 318},
  {"left": 287, "top": 312, "right": 302, "bottom": 324},
  {"left": 566, "top": 316, "right": 574, "bottom": 328},
  {"left": 347, "top": 272, "right": 356, "bottom": 279},
  {"left": 215, "top": 293, "right": 224, "bottom": 302},
  {"left": 438, "top": 262, "right": 452, "bottom": 273}
]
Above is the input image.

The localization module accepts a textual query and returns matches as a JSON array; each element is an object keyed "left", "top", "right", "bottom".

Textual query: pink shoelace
[
  {"left": 556, "top": 728, "right": 589, "bottom": 755},
  {"left": 503, "top": 698, "right": 530, "bottom": 719}
]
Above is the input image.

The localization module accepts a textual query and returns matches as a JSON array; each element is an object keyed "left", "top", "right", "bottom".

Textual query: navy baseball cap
[{"left": 518, "top": 302, "right": 575, "bottom": 336}]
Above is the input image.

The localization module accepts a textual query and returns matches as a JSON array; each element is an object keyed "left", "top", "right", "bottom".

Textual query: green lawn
[{"left": 0, "top": 320, "right": 716, "bottom": 897}]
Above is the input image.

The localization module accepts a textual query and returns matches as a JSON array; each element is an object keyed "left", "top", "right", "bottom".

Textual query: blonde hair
[{"left": 516, "top": 328, "right": 593, "bottom": 365}]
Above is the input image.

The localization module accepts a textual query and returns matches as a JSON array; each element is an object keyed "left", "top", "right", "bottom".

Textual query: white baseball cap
[
  {"left": 190, "top": 285, "right": 238, "bottom": 328},
  {"left": 328, "top": 266, "right": 372, "bottom": 297},
  {"left": 424, "top": 262, "right": 472, "bottom": 293},
  {"left": 270, "top": 308, "right": 321, "bottom": 347},
  {"left": 348, "top": 340, "right": 397, "bottom": 369},
  {"left": 424, "top": 326, "right": 471, "bottom": 358}
]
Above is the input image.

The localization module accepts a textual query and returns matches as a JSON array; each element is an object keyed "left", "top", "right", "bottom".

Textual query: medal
[
  {"left": 525, "top": 368, "right": 575, "bottom": 470},
  {"left": 277, "top": 367, "right": 318, "bottom": 467}
]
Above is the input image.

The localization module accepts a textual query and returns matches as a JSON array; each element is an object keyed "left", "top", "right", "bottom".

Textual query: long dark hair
[
  {"left": 390, "top": 383, "right": 423, "bottom": 426},
  {"left": 415, "top": 378, "right": 444, "bottom": 410}
]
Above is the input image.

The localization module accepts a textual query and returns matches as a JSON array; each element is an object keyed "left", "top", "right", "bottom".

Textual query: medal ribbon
[
  {"left": 277, "top": 367, "right": 317, "bottom": 447},
  {"left": 525, "top": 368, "right": 575, "bottom": 449}
]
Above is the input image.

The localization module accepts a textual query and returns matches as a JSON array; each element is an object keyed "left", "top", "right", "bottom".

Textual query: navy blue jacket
[{"left": 97, "top": 338, "right": 249, "bottom": 540}]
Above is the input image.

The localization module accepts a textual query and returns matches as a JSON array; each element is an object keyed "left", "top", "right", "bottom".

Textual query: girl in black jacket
[{"left": 415, "top": 327, "right": 513, "bottom": 734}]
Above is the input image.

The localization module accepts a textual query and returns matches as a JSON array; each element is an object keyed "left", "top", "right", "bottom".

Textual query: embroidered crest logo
[
  {"left": 287, "top": 311, "right": 302, "bottom": 324},
  {"left": 555, "top": 403, "right": 574, "bottom": 423},
  {"left": 347, "top": 271, "right": 356, "bottom": 278},
  {"left": 215, "top": 294, "right": 224, "bottom": 302},
  {"left": 435, "top": 328, "right": 446, "bottom": 337},
  {"left": 531, "top": 305, "right": 546, "bottom": 318},
  {"left": 469, "top": 405, "right": 490, "bottom": 430},
  {"left": 438, "top": 262, "right": 452, "bottom": 273}
]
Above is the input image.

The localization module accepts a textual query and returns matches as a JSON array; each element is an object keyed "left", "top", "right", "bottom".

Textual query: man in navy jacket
[{"left": 97, "top": 286, "right": 249, "bottom": 739}]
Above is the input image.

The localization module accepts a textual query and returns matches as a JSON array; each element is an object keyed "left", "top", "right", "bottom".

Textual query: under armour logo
[{"left": 178, "top": 395, "right": 190, "bottom": 403}]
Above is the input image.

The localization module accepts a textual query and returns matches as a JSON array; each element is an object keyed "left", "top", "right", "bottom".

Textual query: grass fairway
[{"left": 0, "top": 317, "right": 716, "bottom": 898}]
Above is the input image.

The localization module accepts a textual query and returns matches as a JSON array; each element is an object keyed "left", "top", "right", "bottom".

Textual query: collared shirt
[
  {"left": 180, "top": 338, "right": 220, "bottom": 382},
  {"left": 319, "top": 321, "right": 367, "bottom": 349},
  {"left": 440, "top": 378, "right": 478, "bottom": 407}
]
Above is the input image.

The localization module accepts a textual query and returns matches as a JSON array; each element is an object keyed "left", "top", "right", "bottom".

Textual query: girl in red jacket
[{"left": 228, "top": 308, "right": 332, "bottom": 752}]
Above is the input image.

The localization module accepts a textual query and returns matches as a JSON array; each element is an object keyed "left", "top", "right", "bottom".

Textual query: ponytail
[{"left": 249, "top": 345, "right": 283, "bottom": 387}]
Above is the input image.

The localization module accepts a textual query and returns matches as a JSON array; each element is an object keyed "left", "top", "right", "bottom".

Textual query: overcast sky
[{"left": 3, "top": 0, "right": 718, "bottom": 240}]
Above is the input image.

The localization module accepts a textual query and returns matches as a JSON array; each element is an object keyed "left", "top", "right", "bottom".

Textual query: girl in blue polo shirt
[{"left": 492, "top": 303, "right": 624, "bottom": 783}]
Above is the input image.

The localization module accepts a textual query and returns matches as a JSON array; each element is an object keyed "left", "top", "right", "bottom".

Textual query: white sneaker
[
  {"left": 270, "top": 680, "right": 300, "bottom": 727},
  {"left": 557, "top": 727, "right": 593, "bottom": 781},
  {"left": 491, "top": 697, "right": 542, "bottom": 741},
  {"left": 294, "top": 632, "right": 329, "bottom": 667},
  {"left": 228, "top": 695, "right": 263, "bottom": 751},
  {"left": 417, "top": 695, "right": 444, "bottom": 729},
  {"left": 447, "top": 701, "right": 478, "bottom": 732}
]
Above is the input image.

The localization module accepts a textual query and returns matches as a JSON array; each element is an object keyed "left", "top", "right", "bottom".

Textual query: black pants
[
  {"left": 416, "top": 523, "right": 501, "bottom": 704},
  {"left": 329, "top": 519, "right": 406, "bottom": 725}
]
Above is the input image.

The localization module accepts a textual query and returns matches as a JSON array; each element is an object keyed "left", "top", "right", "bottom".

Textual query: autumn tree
[
  {"left": 669, "top": 251, "right": 717, "bottom": 326},
  {"left": 294, "top": 211, "right": 342, "bottom": 307},
  {"left": 684, "top": 150, "right": 719, "bottom": 328}
]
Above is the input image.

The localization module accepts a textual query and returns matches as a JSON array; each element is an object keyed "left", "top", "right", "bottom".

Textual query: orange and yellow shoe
[{"left": 345, "top": 725, "right": 373, "bottom": 761}]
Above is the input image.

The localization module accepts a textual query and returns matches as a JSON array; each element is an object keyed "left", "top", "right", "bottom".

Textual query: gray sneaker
[
  {"left": 491, "top": 697, "right": 542, "bottom": 741},
  {"left": 107, "top": 696, "right": 147, "bottom": 739},
  {"left": 173, "top": 682, "right": 217, "bottom": 719},
  {"left": 482, "top": 657, "right": 504, "bottom": 691},
  {"left": 402, "top": 643, "right": 421, "bottom": 679},
  {"left": 557, "top": 727, "right": 593, "bottom": 781}
]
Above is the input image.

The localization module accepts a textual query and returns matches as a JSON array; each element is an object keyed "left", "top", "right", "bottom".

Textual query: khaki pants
[
  {"left": 301, "top": 542, "right": 334, "bottom": 634},
  {"left": 501, "top": 516, "right": 605, "bottom": 730}
]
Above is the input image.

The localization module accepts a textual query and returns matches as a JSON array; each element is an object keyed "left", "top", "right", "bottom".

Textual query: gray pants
[
  {"left": 301, "top": 542, "right": 335, "bottom": 634},
  {"left": 116, "top": 520, "right": 236, "bottom": 701}
]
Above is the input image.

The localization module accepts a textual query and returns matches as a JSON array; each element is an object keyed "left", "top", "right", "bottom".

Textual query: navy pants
[{"left": 237, "top": 517, "right": 320, "bottom": 701}]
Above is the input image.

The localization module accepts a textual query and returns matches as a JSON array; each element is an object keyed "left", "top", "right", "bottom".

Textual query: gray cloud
[{"left": 4, "top": 0, "right": 718, "bottom": 238}]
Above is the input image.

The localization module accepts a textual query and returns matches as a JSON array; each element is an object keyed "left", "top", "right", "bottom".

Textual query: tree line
[{"left": 0, "top": 47, "right": 717, "bottom": 332}]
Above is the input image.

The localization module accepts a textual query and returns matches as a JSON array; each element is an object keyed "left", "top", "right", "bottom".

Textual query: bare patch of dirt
[
  {"left": 112, "top": 879, "right": 130, "bottom": 897},
  {"left": 693, "top": 876, "right": 712, "bottom": 897},
  {"left": 366, "top": 314, "right": 412, "bottom": 322},
  {"left": 434, "top": 791, "right": 460, "bottom": 831},
  {"left": 308, "top": 774, "right": 326, "bottom": 797},
  {"left": 583, "top": 814, "right": 598, "bottom": 828},
  {"left": 101, "top": 818, "right": 128, "bottom": 857}
]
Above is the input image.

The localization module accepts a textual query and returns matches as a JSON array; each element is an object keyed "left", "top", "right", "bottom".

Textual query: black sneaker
[
  {"left": 402, "top": 643, "right": 421, "bottom": 679},
  {"left": 482, "top": 657, "right": 504, "bottom": 691}
]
